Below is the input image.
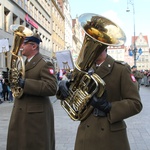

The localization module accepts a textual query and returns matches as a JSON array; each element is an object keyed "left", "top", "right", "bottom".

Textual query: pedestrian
[
  {"left": 147, "top": 70, "right": 150, "bottom": 85},
  {"left": 62, "top": 70, "right": 69, "bottom": 81},
  {"left": 57, "top": 48, "right": 143, "bottom": 150},
  {"left": 0, "top": 80, "right": 3, "bottom": 104},
  {"left": 143, "top": 70, "right": 149, "bottom": 87},
  {"left": 7, "top": 33, "right": 57, "bottom": 150},
  {"left": 2, "top": 78, "right": 9, "bottom": 101},
  {"left": 7, "top": 83, "right": 13, "bottom": 102},
  {"left": 131, "top": 65, "right": 144, "bottom": 90}
]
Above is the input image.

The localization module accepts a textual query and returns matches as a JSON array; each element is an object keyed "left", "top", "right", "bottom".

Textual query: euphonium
[
  {"left": 9, "top": 24, "right": 33, "bottom": 98},
  {"left": 58, "top": 13, "right": 126, "bottom": 121}
]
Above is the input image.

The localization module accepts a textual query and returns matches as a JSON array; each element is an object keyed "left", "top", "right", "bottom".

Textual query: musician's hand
[
  {"left": 90, "top": 91, "right": 111, "bottom": 113},
  {"left": 57, "top": 80, "right": 70, "bottom": 100},
  {"left": 18, "top": 78, "right": 25, "bottom": 88}
]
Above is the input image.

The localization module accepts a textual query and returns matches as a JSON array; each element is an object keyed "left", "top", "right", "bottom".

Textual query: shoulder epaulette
[
  {"left": 115, "top": 60, "right": 127, "bottom": 65},
  {"left": 42, "top": 56, "right": 52, "bottom": 63},
  {"left": 42, "top": 57, "right": 49, "bottom": 62}
]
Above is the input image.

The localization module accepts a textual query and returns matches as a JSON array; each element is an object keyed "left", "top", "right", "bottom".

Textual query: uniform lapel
[
  {"left": 94, "top": 55, "right": 115, "bottom": 79},
  {"left": 25, "top": 53, "right": 42, "bottom": 71},
  {"left": 25, "top": 59, "right": 28, "bottom": 65}
]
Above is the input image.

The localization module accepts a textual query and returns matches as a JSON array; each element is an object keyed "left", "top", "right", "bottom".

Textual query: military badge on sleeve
[
  {"left": 130, "top": 74, "right": 136, "bottom": 82},
  {"left": 49, "top": 68, "right": 54, "bottom": 75}
]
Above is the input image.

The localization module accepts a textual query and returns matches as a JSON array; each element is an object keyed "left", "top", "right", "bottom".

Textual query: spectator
[
  {"left": 0, "top": 80, "right": 3, "bottom": 104},
  {"left": 62, "top": 70, "right": 69, "bottom": 81},
  {"left": 131, "top": 65, "right": 144, "bottom": 90},
  {"left": 7, "top": 83, "right": 13, "bottom": 102},
  {"left": 143, "top": 70, "right": 149, "bottom": 87},
  {"left": 147, "top": 70, "right": 150, "bottom": 85},
  {"left": 2, "top": 79, "right": 9, "bottom": 101}
]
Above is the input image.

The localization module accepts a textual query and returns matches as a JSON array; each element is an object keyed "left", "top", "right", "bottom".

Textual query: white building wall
[
  {"left": 63, "top": 0, "right": 72, "bottom": 50},
  {"left": 107, "top": 47, "right": 125, "bottom": 62},
  {"left": 0, "top": 0, "right": 53, "bottom": 58},
  {"left": 135, "top": 33, "right": 150, "bottom": 70},
  {"left": 0, "top": 0, "right": 54, "bottom": 73}
]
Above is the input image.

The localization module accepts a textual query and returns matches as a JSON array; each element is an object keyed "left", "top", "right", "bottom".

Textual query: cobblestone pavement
[{"left": 0, "top": 86, "right": 150, "bottom": 150}]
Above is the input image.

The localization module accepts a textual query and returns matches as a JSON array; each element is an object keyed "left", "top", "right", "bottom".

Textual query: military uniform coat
[
  {"left": 132, "top": 70, "right": 144, "bottom": 90},
  {"left": 74, "top": 55, "right": 142, "bottom": 150},
  {"left": 7, "top": 53, "right": 57, "bottom": 150}
]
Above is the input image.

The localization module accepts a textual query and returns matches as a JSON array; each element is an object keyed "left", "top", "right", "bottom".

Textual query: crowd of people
[
  {"left": 140, "top": 70, "right": 150, "bottom": 86},
  {"left": 131, "top": 65, "right": 150, "bottom": 90},
  {"left": 56, "top": 69, "right": 72, "bottom": 82},
  {"left": 57, "top": 65, "right": 150, "bottom": 91}
]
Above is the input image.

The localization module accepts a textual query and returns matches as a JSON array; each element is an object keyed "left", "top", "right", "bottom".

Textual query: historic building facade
[
  {"left": 51, "top": 0, "right": 65, "bottom": 56},
  {"left": 0, "top": 0, "right": 149, "bottom": 77},
  {"left": 62, "top": 0, "right": 72, "bottom": 50},
  {"left": 107, "top": 45, "right": 126, "bottom": 62},
  {"left": 72, "top": 17, "right": 84, "bottom": 61},
  {"left": 107, "top": 33, "right": 150, "bottom": 70},
  {"left": 134, "top": 33, "right": 150, "bottom": 70},
  {"left": 0, "top": 0, "right": 53, "bottom": 73},
  {"left": 0, "top": 0, "right": 75, "bottom": 76}
]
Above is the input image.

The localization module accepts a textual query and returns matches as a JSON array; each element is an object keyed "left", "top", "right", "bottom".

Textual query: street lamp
[{"left": 126, "top": 0, "right": 137, "bottom": 66}]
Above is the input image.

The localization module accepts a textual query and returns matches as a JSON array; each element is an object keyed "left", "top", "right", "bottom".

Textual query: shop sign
[{"left": 25, "top": 14, "right": 38, "bottom": 29}]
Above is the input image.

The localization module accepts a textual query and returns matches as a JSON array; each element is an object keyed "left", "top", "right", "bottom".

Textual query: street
[{"left": 0, "top": 86, "right": 150, "bottom": 150}]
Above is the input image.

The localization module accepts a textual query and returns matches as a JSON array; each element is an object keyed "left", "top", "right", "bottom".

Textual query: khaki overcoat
[
  {"left": 7, "top": 53, "right": 57, "bottom": 150},
  {"left": 74, "top": 55, "right": 142, "bottom": 150}
]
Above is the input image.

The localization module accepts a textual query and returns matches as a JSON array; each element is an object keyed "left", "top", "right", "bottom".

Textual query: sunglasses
[{"left": 23, "top": 42, "right": 35, "bottom": 45}]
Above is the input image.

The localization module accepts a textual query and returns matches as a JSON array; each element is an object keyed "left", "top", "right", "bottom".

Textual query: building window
[
  {"left": 4, "top": 8, "right": 10, "bottom": 32},
  {"left": 31, "top": 26, "right": 34, "bottom": 31},
  {"left": 25, "top": 0, "right": 28, "bottom": 11},
  {"left": 20, "top": 19, "right": 24, "bottom": 25},
  {"left": 42, "top": 15, "right": 44, "bottom": 26},
  {"left": 13, "top": 0, "right": 18, "bottom": 2},
  {"left": 48, "top": 21, "right": 50, "bottom": 31},
  {"left": 34, "top": 8, "right": 38, "bottom": 21},
  {"left": 39, "top": 12, "right": 42, "bottom": 24},
  {"left": 18, "top": 0, "right": 23, "bottom": 7},
  {"left": 13, "top": 14, "right": 18, "bottom": 24},
  {"left": 26, "top": 23, "right": 30, "bottom": 28},
  {"left": 29, "top": 2, "right": 33, "bottom": 16}
]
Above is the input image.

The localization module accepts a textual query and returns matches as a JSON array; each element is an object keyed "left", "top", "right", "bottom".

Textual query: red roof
[{"left": 132, "top": 35, "right": 149, "bottom": 44}]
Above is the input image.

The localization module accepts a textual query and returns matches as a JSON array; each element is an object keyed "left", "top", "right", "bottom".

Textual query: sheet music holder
[{"left": 55, "top": 50, "right": 74, "bottom": 71}]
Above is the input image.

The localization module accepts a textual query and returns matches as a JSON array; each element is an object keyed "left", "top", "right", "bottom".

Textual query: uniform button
[
  {"left": 101, "top": 128, "right": 104, "bottom": 131},
  {"left": 87, "top": 125, "right": 89, "bottom": 128},
  {"left": 19, "top": 108, "right": 22, "bottom": 110},
  {"left": 108, "top": 64, "right": 111, "bottom": 67}
]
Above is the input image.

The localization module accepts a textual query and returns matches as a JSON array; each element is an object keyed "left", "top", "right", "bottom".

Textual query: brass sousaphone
[
  {"left": 9, "top": 25, "right": 33, "bottom": 98},
  {"left": 57, "top": 13, "right": 126, "bottom": 121}
]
